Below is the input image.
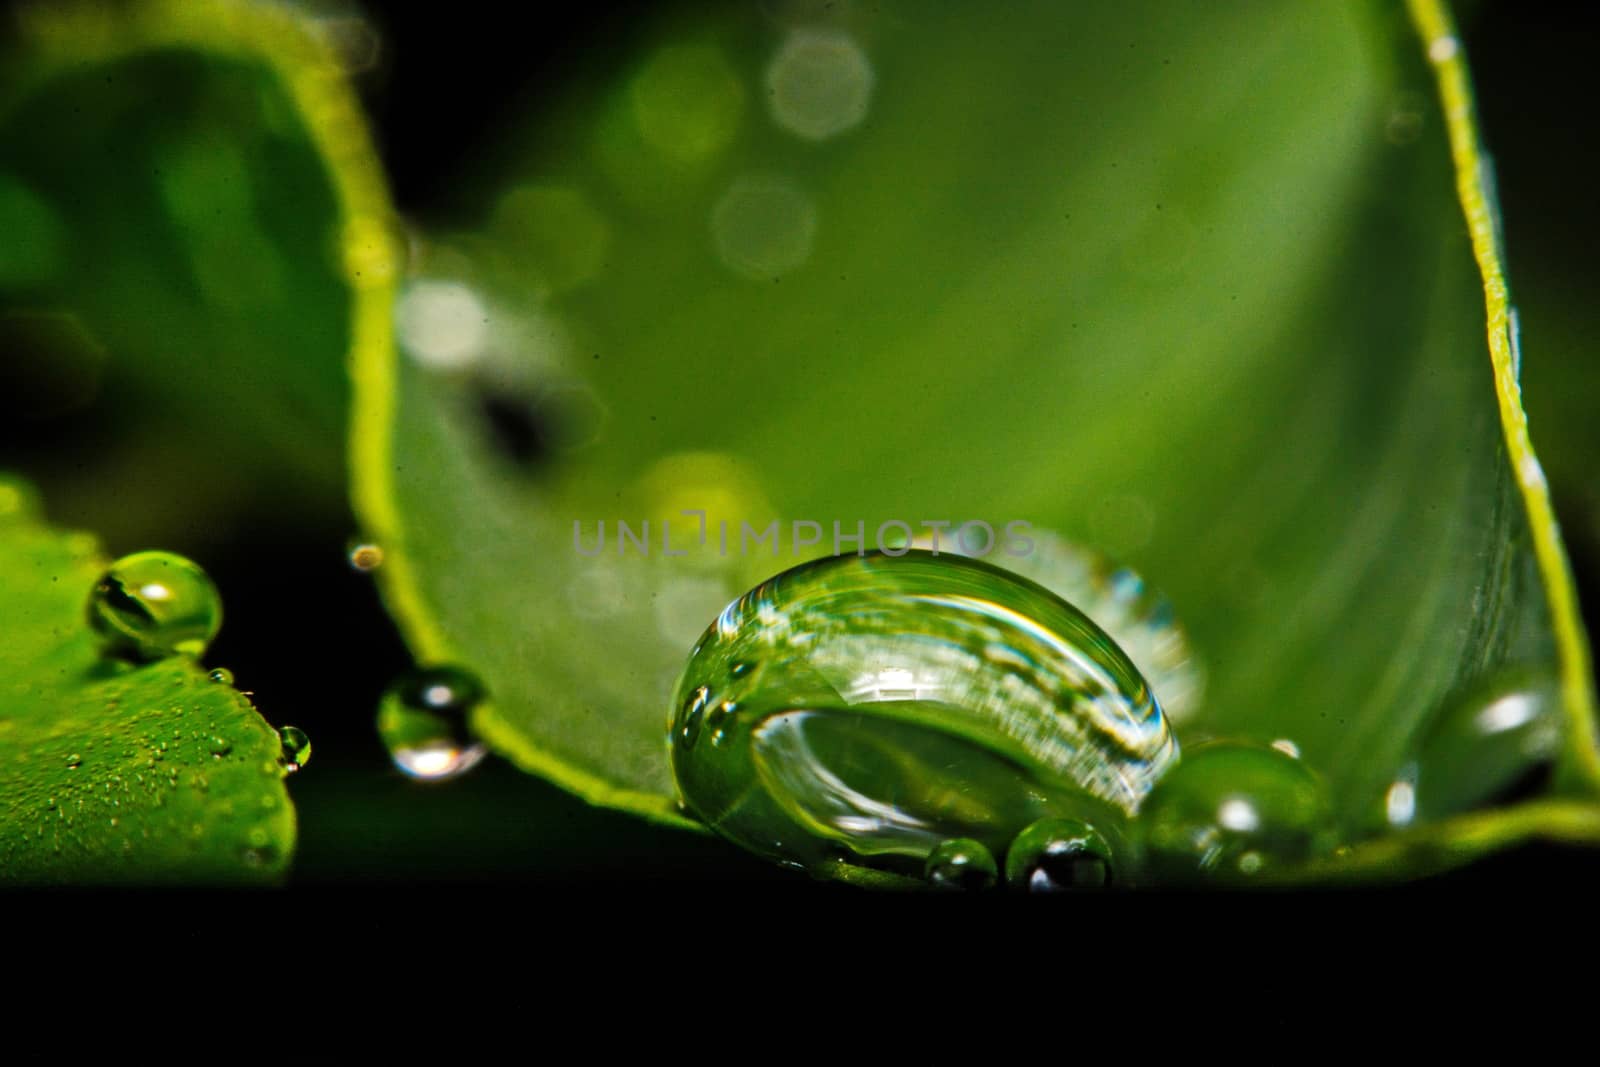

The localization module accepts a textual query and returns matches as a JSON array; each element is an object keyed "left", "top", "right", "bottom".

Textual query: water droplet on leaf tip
[
  {"left": 207, "top": 667, "right": 234, "bottom": 685},
  {"left": 277, "top": 725, "right": 311, "bottom": 773}
]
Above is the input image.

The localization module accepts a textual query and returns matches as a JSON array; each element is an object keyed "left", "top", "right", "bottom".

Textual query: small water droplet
[
  {"left": 347, "top": 541, "right": 384, "bottom": 572},
  {"left": 377, "top": 666, "right": 489, "bottom": 781},
  {"left": 1005, "top": 818, "right": 1114, "bottom": 891},
  {"left": 276, "top": 725, "right": 311, "bottom": 774},
  {"left": 669, "top": 551, "right": 1170, "bottom": 874},
  {"left": 66, "top": 753, "right": 82, "bottom": 769},
  {"left": 207, "top": 667, "right": 234, "bottom": 685},
  {"left": 86, "top": 551, "right": 222, "bottom": 661},
  {"left": 209, "top": 736, "right": 232, "bottom": 758},
  {"left": 924, "top": 837, "right": 999, "bottom": 892},
  {"left": 1375, "top": 667, "right": 1562, "bottom": 829},
  {"left": 1138, "top": 741, "right": 1335, "bottom": 882}
]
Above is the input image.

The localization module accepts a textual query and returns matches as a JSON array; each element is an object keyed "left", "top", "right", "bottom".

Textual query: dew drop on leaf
[
  {"left": 377, "top": 666, "right": 489, "bottom": 782},
  {"left": 1137, "top": 741, "right": 1335, "bottom": 882},
  {"left": 207, "top": 667, "right": 234, "bottom": 685},
  {"left": 1004, "top": 817, "right": 1115, "bottom": 891},
  {"left": 924, "top": 837, "right": 998, "bottom": 892},
  {"left": 276, "top": 725, "right": 311, "bottom": 774},
  {"left": 668, "top": 551, "right": 1172, "bottom": 874},
  {"left": 1376, "top": 667, "right": 1562, "bottom": 830},
  {"left": 86, "top": 551, "right": 222, "bottom": 661}
]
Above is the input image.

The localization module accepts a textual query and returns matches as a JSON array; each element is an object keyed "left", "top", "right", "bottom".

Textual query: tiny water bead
[
  {"left": 1004, "top": 817, "right": 1114, "bottom": 891},
  {"left": 207, "top": 667, "right": 234, "bottom": 685},
  {"left": 86, "top": 551, "right": 222, "bottom": 661},
  {"left": 347, "top": 541, "right": 384, "bottom": 572},
  {"left": 1137, "top": 742, "right": 1335, "bottom": 883},
  {"left": 924, "top": 838, "right": 999, "bottom": 892},
  {"left": 377, "top": 666, "right": 489, "bottom": 782},
  {"left": 668, "top": 551, "right": 1173, "bottom": 875},
  {"left": 1377, "top": 667, "right": 1563, "bottom": 830},
  {"left": 277, "top": 726, "right": 311, "bottom": 774}
]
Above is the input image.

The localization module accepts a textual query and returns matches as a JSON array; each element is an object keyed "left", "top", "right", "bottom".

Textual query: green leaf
[
  {"left": 0, "top": 0, "right": 369, "bottom": 547},
  {"left": 350, "top": 0, "right": 1600, "bottom": 874},
  {"left": 0, "top": 477, "right": 296, "bottom": 884}
]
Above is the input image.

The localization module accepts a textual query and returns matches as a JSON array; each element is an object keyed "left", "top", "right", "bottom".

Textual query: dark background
[{"left": 3, "top": 0, "right": 1598, "bottom": 894}]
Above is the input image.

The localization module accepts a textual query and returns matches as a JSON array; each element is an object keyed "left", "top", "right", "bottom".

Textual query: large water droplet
[
  {"left": 669, "top": 551, "right": 1174, "bottom": 875},
  {"left": 378, "top": 666, "right": 489, "bottom": 782},
  {"left": 924, "top": 837, "right": 999, "bottom": 892},
  {"left": 277, "top": 726, "right": 311, "bottom": 774},
  {"left": 1377, "top": 667, "right": 1562, "bottom": 829},
  {"left": 1004, "top": 817, "right": 1114, "bottom": 891},
  {"left": 1137, "top": 742, "right": 1334, "bottom": 882},
  {"left": 87, "top": 551, "right": 222, "bottom": 661}
]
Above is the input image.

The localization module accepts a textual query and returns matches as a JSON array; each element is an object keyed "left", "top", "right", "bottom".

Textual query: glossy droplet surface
[
  {"left": 347, "top": 540, "right": 384, "bottom": 572},
  {"left": 277, "top": 726, "right": 311, "bottom": 773},
  {"left": 925, "top": 837, "right": 999, "bottom": 892},
  {"left": 668, "top": 551, "right": 1173, "bottom": 873},
  {"left": 940, "top": 529, "right": 1204, "bottom": 723},
  {"left": 208, "top": 667, "right": 234, "bottom": 685},
  {"left": 378, "top": 666, "right": 489, "bottom": 782},
  {"left": 1378, "top": 667, "right": 1562, "bottom": 829},
  {"left": 87, "top": 551, "right": 222, "bottom": 661},
  {"left": 1004, "top": 817, "right": 1114, "bottom": 891},
  {"left": 1138, "top": 741, "right": 1334, "bottom": 882}
]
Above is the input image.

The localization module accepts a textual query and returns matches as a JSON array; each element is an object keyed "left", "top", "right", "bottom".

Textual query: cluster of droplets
[
  {"left": 85, "top": 546, "right": 498, "bottom": 787},
  {"left": 85, "top": 550, "right": 311, "bottom": 777},
  {"left": 666, "top": 548, "right": 1565, "bottom": 889}
]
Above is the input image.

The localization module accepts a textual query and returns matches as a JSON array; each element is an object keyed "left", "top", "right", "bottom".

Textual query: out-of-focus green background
[{"left": 0, "top": 0, "right": 1594, "bottom": 885}]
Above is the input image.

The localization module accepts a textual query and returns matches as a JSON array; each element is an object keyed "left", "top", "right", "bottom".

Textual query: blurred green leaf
[
  {"left": 0, "top": 476, "right": 296, "bottom": 884},
  {"left": 0, "top": 1, "right": 356, "bottom": 548},
  {"left": 355, "top": 0, "right": 1600, "bottom": 875}
]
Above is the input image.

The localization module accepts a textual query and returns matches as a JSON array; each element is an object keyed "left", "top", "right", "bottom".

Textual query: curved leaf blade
[{"left": 349, "top": 0, "right": 1600, "bottom": 880}]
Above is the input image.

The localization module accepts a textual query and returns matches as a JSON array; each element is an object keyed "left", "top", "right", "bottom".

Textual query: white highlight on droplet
[
  {"left": 1428, "top": 36, "right": 1459, "bottom": 63},
  {"left": 1475, "top": 691, "right": 1541, "bottom": 735},
  {"left": 711, "top": 174, "right": 818, "bottom": 279},
  {"left": 766, "top": 29, "right": 874, "bottom": 141},
  {"left": 1217, "top": 797, "right": 1260, "bottom": 833},
  {"left": 1385, "top": 779, "right": 1417, "bottom": 827},
  {"left": 1270, "top": 738, "right": 1302, "bottom": 759},
  {"left": 395, "top": 280, "right": 489, "bottom": 369}
]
